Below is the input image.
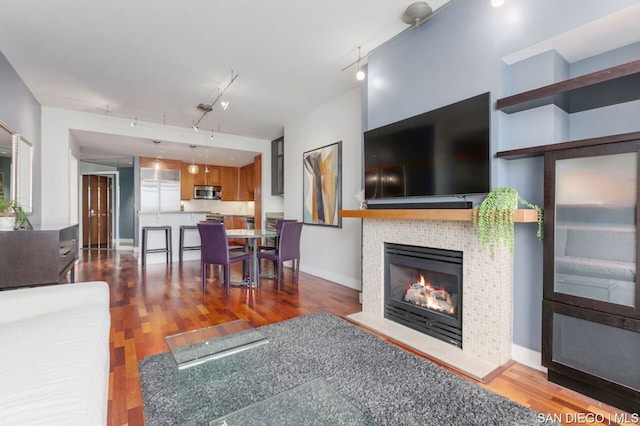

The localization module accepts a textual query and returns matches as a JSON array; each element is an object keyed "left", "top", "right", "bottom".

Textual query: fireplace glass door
[{"left": 384, "top": 243, "right": 462, "bottom": 347}]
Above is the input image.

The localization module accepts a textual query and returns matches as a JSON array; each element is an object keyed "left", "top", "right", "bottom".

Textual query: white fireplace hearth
[{"left": 346, "top": 214, "right": 515, "bottom": 381}]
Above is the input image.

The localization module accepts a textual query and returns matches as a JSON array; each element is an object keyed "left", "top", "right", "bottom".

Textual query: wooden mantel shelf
[{"left": 339, "top": 209, "right": 539, "bottom": 223}]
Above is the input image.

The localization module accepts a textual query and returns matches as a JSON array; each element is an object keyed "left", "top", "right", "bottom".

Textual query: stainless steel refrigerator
[{"left": 140, "top": 168, "right": 181, "bottom": 212}]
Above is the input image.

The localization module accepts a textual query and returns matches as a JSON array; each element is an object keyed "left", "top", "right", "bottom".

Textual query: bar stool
[
  {"left": 141, "top": 226, "right": 172, "bottom": 266},
  {"left": 179, "top": 225, "right": 201, "bottom": 263}
]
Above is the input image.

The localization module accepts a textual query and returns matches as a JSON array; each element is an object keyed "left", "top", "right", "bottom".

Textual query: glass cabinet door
[{"left": 547, "top": 146, "right": 638, "bottom": 311}]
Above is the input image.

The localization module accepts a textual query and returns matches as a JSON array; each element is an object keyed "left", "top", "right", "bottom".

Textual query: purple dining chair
[
  {"left": 257, "top": 221, "right": 303, "bottom": 290},
  {"left": 258, "top": 219, "right": 297, "bottom": 253},
  {"left": 197, "top": 221, "right": 252, "bottom": 295}
]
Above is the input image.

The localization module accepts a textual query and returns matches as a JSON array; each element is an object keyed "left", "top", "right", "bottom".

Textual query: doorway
[{"left": 82, "top": 174, "right": 114, "bottom": 249}]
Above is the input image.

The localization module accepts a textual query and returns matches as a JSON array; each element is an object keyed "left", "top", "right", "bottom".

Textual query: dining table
[{"left": 225, "top": 228, "right": 278, "bottom": 287}]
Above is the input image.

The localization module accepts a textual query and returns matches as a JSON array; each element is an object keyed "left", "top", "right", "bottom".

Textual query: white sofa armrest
[{"left": 0, "top": 281, "right": 109, "bottom": 325}]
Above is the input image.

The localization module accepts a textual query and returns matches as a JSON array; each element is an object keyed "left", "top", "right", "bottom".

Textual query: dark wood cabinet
[
  {"left": 220, "top": 166, "right": 240, "bottom": 201},
  {"left": 543, "top": 140, "right": 640, "bottom": 413},
  {"left": 271, "top": 137, "right": 284, "bottom": 195},
  {"left": 239, "top": 163, "right": 254, "bottom": 201},
  {"left": 0, "top": 224, "right": 79, "bottom": 289}
]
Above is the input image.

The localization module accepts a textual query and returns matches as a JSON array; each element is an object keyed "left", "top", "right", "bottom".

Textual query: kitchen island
[{"left": 138, "top": 211, "right": 208, "bottom": 265}]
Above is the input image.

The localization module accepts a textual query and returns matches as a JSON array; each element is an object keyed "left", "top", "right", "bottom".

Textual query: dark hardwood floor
[{"left": 74, "top": 249, "right": 631, "bottom": 426}]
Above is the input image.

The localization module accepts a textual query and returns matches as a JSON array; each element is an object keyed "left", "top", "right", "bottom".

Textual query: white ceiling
[
  {"left": 1, "top": 1, "right": 638, "bottom": 167},
  {"left": 0, "top": 0, "right": 451, "bottom": 166}
]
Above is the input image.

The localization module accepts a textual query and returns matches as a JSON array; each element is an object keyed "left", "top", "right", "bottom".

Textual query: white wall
[
  {"left": 283, "top": 87, "right": 362, "bottom": 289},
  {"left": 40, "top": 107, "right": 282, "bottom": 226}
]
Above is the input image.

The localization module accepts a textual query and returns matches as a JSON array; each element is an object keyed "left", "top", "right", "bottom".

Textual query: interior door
[{"left": 82, "top": 174, "right": 113, "bottom": 249}]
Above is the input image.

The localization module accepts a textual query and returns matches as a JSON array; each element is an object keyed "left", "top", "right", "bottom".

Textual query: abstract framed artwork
[{"left": 302, "top": 141, "right": 342, "bottom": 228}]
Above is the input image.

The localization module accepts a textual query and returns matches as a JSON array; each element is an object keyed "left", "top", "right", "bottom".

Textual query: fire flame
[{"left": 404, "top": 274, "right": 456, "bottom": 315}]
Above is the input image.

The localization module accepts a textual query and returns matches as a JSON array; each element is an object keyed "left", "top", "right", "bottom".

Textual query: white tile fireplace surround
[{"left": 347, "top": 217, "right": 514, "bottom": 381}]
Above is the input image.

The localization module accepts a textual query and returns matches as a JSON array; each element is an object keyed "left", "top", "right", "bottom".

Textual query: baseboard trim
[
  {"left": 511, "top": 343, "right": 546, "bottom": 372},
  {"left": 300, "top": 265, "right": 361, "bottom": 290}
]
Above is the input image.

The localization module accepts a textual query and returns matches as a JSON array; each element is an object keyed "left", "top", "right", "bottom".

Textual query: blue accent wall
[
  {"left": 0, "top": 51, "right": 41, "bottom": 223},
  {"left": 367, "top": 0, "right": 640, "bottom": 351}
]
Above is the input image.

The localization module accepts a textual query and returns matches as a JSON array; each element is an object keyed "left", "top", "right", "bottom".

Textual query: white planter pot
[{"left": 0, "top": 216, "right": 15, "bottom": 230}]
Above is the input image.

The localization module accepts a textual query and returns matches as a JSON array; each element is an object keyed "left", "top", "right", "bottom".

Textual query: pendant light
[
  {"left": 188, "top": 145, "right": 199, "bottom": 174},
  {"left": 153, "top": 140, "right": 161, "bottom": 170},
  {"left": 356, "top": 46, "right": 365, "bottom": 81}
]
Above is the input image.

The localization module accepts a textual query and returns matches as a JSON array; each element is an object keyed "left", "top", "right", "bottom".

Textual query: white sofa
[{"left": 0, "top": 281, "right": 110, "bottom": 425}]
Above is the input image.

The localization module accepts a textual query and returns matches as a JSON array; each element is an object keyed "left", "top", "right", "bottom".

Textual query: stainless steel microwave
[{"left": 193, "top": 185, "right": 221, "bottom": 200}]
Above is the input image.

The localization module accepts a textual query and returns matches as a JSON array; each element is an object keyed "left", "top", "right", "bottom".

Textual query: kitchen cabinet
[
  {"left": 239, "top": 163, "right": 254, "bottom": 201},
  {"left": 224, "top": 215, "right": 247, "bottom": 245},
  {"left": 221, "top": 166, "right": 240, "bottom": 201},
  {"left": 180, "top": 163, "right": 223, "bottom": 200},
  {"left": 180, "top": 163, "right": 193, "bottom": 200},
  {"left": 192, "top": 166, "right": 206, "bottom": 186},
  {"left": 204, "top": 166, "right": 221, "bottom": 185}
]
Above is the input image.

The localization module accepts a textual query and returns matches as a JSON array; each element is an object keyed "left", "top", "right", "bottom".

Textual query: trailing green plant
[{"left": 472, "top": 187, "right": 543, "bottom": 259}]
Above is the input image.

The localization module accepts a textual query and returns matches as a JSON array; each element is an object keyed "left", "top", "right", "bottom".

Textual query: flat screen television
[{"left": 364, "top": 92, "right": 490, "bottom": 201}]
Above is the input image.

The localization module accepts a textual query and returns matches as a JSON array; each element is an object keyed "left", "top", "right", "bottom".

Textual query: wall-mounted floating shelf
[
  {"left": 496, "top": 59, "right": 640, "bottom": 115},
  {"left": 339, "top": 209, "right": 539, "bottom": 223},
  {"left": 496, "top": 131, "right": 640, "bottom": 160}
]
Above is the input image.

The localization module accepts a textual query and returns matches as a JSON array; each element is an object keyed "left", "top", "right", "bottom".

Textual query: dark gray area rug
[{"left": 139, "top": 312, "right": 547, "bottom": 425}]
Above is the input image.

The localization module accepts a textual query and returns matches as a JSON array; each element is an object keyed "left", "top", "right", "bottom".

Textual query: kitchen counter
[
  {"left": 139, "top": 210, "right": 211, "bottom": 214},
  {"left": 265, "top": 212, "right": 284, "bottom": 219}
]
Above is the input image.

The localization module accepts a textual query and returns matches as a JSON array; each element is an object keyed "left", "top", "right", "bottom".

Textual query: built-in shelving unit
[
  {"left": 496, "top": 59, "right": 640, "bottom": 115},
  {"left": 496, "top": 59, "right": 640, "bottom": 161},
  {"left": 339, "top": 209, "right": 539, "bottom": 223},
  {"left": 497, "top": 52, "right": 640, "bottom": 412}
]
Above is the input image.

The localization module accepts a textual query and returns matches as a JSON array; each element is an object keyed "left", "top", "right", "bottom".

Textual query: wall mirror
[
  {"left": 0, "top": 122, "right": 14, "bottom": 202},
  {"left": 13, "top": 134, "right": 33, "bottom": 214},
  {"left": 0, "top": 120, "right": 34, "bottom": 214}
]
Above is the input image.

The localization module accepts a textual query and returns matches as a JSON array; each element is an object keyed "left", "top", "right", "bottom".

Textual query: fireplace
[{"left": 384, "top": 243, "right": 463, "bottom": 348}]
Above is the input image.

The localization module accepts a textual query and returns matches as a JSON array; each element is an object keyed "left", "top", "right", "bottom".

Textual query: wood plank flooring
[{"left": 74, "top": 249, "right": 632, "bottom": 426}]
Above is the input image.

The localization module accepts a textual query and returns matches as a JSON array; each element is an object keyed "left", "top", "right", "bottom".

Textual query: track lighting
[
  {"left": 188, "top": 145, "right": 199, "bottom": 174},
  {"left": 192, "top": 70, "right": 238, "bottom": 130},
  {"left": 131, "top": 117, "right": 137, "bottom": 127}
]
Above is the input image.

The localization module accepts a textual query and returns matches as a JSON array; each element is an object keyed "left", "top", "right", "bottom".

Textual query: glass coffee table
[
  {"left": 166, "top": 320, "right": 269, "bottom": 370},
  {"left": 210, "top": 378, "right": 377, "bottom": 425}
]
